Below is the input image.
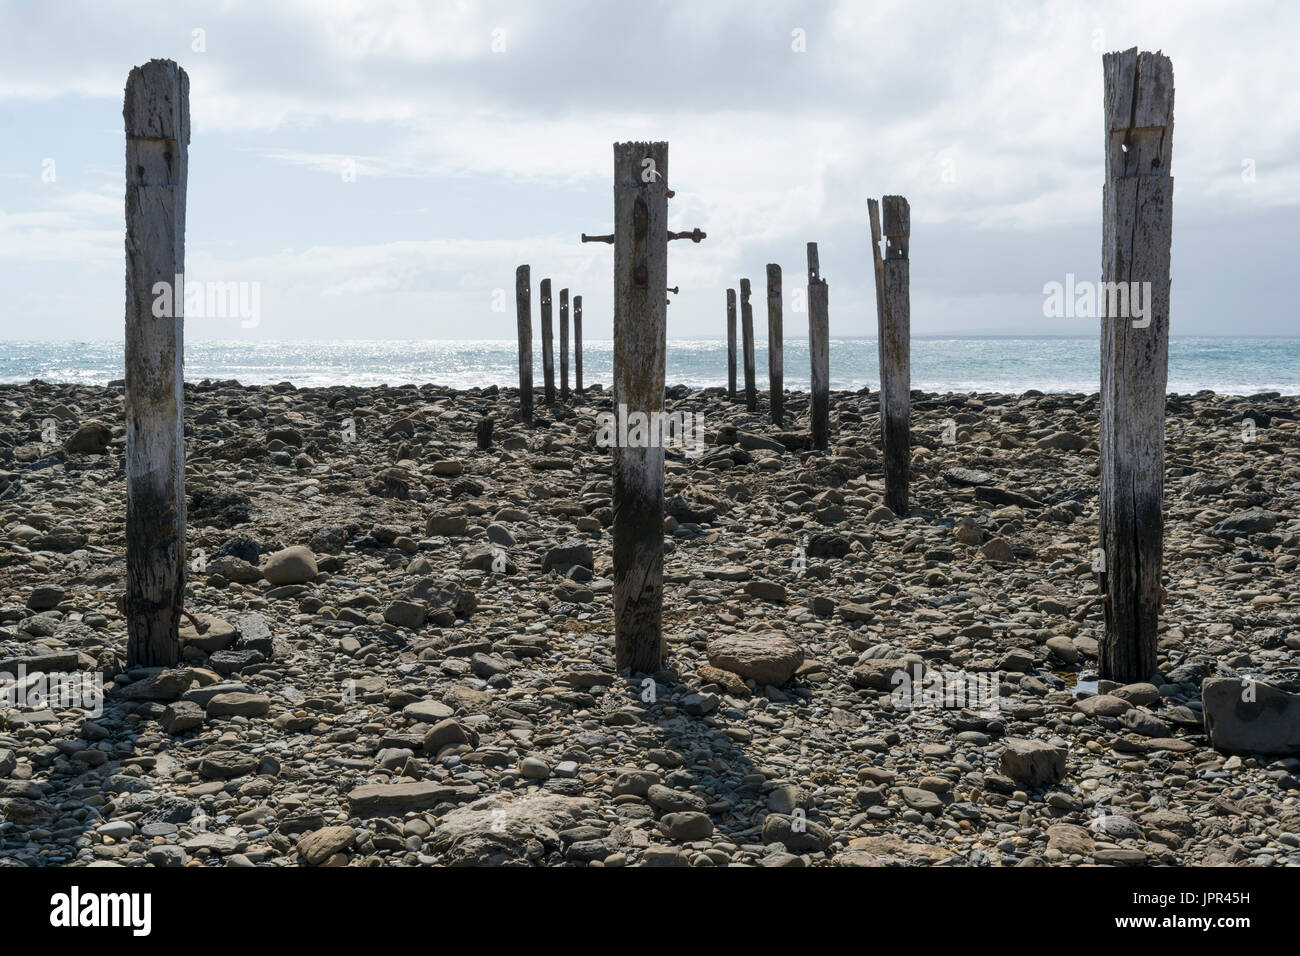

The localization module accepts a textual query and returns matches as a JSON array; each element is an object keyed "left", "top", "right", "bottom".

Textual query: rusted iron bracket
[
  {"left": 583, "top": 228, "right": 706, "bottom": 244},
  {"left": 582, "top": 183, "right": 705, "bottom": 301}
]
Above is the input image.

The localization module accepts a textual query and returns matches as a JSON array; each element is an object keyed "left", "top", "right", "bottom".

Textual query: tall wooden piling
[
  {"left": 726, "top": 288, "right": 737, "bottom": 400},
  {"left": 1099, "top": 49, "right": 1174, "bottom": 683},
  {"left": 612, "top": 141, "right": 668, "bottom": 674},
  {"left": 124, "top": 59, "right": 188, "bottom": 668},
  {"left": 574, "top": 294, "right": 584, "bottom": 395},
  {"left": 559, "top": 287, "right": 570, "bottom": 400},
  {"left": 876, "top": 196, "right": 911, "bottom": 514},
  {"left": 740, "top": 278, "right": 757, "bottom": 411},
  {"left": 766, "top": 264, "right": 784, "bottom": 426},
  {"left": 515, "top": 265, "right": 533, "bottom": 424},
  {"left": 807, "top": 244, "right": 829, "bottom": 450},
  {"left": 540, "top": 278, "right": 555, "bottom": 405}
]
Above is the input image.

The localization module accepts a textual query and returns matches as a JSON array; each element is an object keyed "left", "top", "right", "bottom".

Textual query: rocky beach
[{"left": 0, "top": 378, "right": 1297, "bottom": 867}]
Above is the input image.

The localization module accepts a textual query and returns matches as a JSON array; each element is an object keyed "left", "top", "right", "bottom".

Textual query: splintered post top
[
  {"left": 124, "top": 59, "right": 190, "bottom": 141},
  {"left": 882, "top": 195, "right": 910, "bottom": 259},
  {"left": 1103, "top": 47, "right": 1174, "bottom": 180},
  {"left": 613, "top": 141, "right": 668, "bottom": 187},
  {"left": 807, "top": 243, "right": 825, "bottom": 285},
  {"left": 882, "top": 196, "right": 909, "bottom": 236}
]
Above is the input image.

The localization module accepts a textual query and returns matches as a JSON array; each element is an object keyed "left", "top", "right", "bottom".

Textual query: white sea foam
[{"left": 2, "top": 338, "right": 1298, "bottom": 395}]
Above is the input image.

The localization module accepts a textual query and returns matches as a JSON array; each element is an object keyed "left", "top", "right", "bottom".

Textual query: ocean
[{"left": 2, "top": 337, "right": 1297, "bottom": 395}]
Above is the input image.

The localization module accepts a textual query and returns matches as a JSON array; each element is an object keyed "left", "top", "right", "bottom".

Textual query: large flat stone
[
  {"left": 1203, "top": 677, "right": 1300, "bottom": 755},
  {"left": 429, "top": 793, "right": 595, "bottom": 865},
  {"left": 706, "top": 632, "right": 804, "bottom": 686},
  {"left": 1000, "top": 738, "right": 1066, "bottom": 787},
  {"left": 206, "top": 692, "right": 271, "bottom": 718},
  {"left": 178, "top": 615, "right": 237, "bottom": 653},
  {"left": 347, "top": 781, "right": 477, "bottom": 817},
  {"left": 182, "top": 681, "right": 250, "bottom": 707},
  {"left": 297, "top": 825, "right": 356, "bottom": 865}
]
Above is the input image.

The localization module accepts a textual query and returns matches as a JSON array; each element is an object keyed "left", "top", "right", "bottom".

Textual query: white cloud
[{"left": 1, "top": 0, "right": 1297, "bottom": 339}]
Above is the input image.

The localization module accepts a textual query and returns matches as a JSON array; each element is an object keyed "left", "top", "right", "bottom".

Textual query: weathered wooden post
[
  {"left": 726, "top": 288, "right": 737, "bottom": 400},
  {"left": 611, "top": 142, "right": 668, "bottom": 673},
  {"left": 574, "top": 294, "right": 584, "bottom": 396},
  {"left": 766, "top": 264, "right": 784, "bottom": 426},
  {"left": 124, "top": 59, "right": 188, "bottom": 669},
  {"left": 740, "top": 278, "right": 757, "bottom": 411},
  {"left": 1099, "top": 48, "right": 1174, "bottom": 683},
  {"left": 580, "top": 142, "right": 706, "bottom": 673},
  {"left": 872, "top": 196, "right": 911, "bottom": 513},
  {"left": 806, "top": 244, "right": 829, "bottom": 450},
  {"left": 515, "top": 265, "right": 533, "bottom": 424},
  {"left": 559, "top": 287, "right": 570, "bottom": 400},
  {"left": 540, "top": 278, "right": 555, "bottom": 405}
]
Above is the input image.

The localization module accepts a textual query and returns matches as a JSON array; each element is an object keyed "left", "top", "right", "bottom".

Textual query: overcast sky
[{"left": 0, "top": 0, "right": 1296, "bottom": 342}]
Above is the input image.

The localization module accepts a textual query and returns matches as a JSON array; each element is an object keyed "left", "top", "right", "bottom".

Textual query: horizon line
[{"left": 4, "top": 334, "right": 1299, "bottom": 344}]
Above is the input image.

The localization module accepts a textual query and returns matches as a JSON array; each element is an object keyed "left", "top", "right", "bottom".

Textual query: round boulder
[
  {"left": 261, "top": 545, "right": 318, "bottom": 585},
  {"left": 63, "top": 420, "right": 112, "bottom": 454}
]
